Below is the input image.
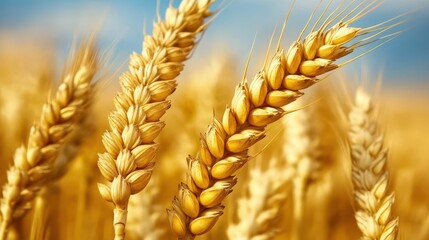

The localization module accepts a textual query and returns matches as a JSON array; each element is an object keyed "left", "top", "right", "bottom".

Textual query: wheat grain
[
  {"left": 0, "top": 40, "right": 98, "bottom": 240},
  {"left": 96, "top": 1, "right": 215, "bottom": 239},
  {"left": 227, "top": 159, "right": 293, "bottom": 240},
  {"left": 168, "top": 2, "right": 400, "bottom": 238},
  {"left": 348, "top": 88, "right": 399, "bottom": 240}
]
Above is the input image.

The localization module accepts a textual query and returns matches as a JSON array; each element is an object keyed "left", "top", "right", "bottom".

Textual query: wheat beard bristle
[
  {"left": 348, "top": 88, "right": 399, "bottom": 240},
  {"left": 168, "top": 1, "right": 401, "bottom": 238},
  {"left": 0, "top": 41, "right": 98, "bottom": 240},
  {"left": 96, "top": 1, "right": 216, "bottom": 239}
]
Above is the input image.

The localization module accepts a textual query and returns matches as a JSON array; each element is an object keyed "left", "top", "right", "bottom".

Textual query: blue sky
[{"left": 1, "top": 0, "right": 428, "bottom": 85}]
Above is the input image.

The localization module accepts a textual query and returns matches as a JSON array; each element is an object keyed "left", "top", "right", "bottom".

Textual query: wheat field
[{"left": 0, "top": 0, "right": 428, "bottom": 240}]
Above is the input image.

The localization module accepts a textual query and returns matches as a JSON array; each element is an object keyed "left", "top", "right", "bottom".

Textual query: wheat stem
[
  {"left": 29, "top": 188, "right": 49, "bottom": 240},
  {"left": 292, "top": 178, "right": 304, "bottom": 240},
  {"left": 0, "top": 222, "right": 6, "bottom": 240}
]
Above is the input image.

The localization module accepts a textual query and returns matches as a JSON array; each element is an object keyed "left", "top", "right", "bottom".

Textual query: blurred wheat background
[{"left": 0, "top": 0, "right": 428, "bottom": 240}]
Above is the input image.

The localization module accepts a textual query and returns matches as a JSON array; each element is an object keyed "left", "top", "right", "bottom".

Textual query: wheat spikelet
[
  {"left": 348, "top": 88, "right": 399, "bottom": 240},
  {"left": 96, "top": 1, "right": 215, "bottom": 239},
  {"left": 304, "top": 175, "right": 333, "bottom": 240},
  {"left": 226, "top": 159, "right": 293, "bottom": 240},
  {"left": 0, "top": 40, "right": 98, "bottom": 240},
  {"left": 168, "top": 2, "right": 401, "bottom": 238},
  {"left": 282, "top": 108, "right": 320, "bottom": 240}
]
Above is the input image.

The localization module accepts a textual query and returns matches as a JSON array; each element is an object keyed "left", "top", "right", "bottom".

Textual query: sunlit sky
[{"left": 1, "top": 0, "right": 428, "bottom": 85}]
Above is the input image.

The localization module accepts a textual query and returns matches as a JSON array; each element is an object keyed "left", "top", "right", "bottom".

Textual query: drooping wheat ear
[
  {"left": 348, "top": 88, "right": 399, "bottom": 240},
  {"left": 96, "top": 1, "right": 215, "bottom": 239},
  {"left": 282, "top": 109, "right": 320, "bottom": 240},
  {"left": 0, "top": 40, "right": 98, "bottom": 240},
  {"left": 126, "top": 177, "right": 166, "bottom": 240},
  {"left": 227, "top": 159, "right": 293, "bottom": 240},
  {"left": 168, "top": 1, "right": 401, "bottom": 238}
]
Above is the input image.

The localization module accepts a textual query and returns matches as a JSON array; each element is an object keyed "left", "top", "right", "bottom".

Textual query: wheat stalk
[
  {"left": 0, "top": 40, "right": 98, "bottom": 240},
  {"left": 168, "top": 2, "right": 401, "bottom": 238},
  {"left": 348, "top": 88, "right": 399, "bottom": 240},
  {"left": 227, "top": 159, "right": 293, "bottom": 240},
  {"left": 29, "top": 189, "right": 50, "bottom": 240},
  {"left": 282, "top": 109, "right": 320, "bottom": 240},
  {"left": 96, "top": 1, "right": 215, "bottom": 239}
]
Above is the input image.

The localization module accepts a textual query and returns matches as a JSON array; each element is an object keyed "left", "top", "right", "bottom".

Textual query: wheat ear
[
  {"left": 282, "top": 109, "right": 320, "bottom": 240},
  {"left": 168, "top": 2, "right": 401, "bottom": 238},
  {"left": 96, "top": 1, "right": 215, "bottom": 239},
  {"left": 227, "top": 159, "right": 293, "bottom": 240},
  {"left": 49, "top": 95, "right": 95, "bottom": 180},
  {"left": 0, "top": 40, "right": 98, "bottom": 240},
  {"left": 348, "top": 88, "right": 399, "bottom": 240}
]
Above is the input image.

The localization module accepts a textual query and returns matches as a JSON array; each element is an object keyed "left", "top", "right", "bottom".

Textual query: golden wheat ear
[
  {"left": 96, "top": 1, "right": 217, "bottom": 239},
  {"left": 0, "top": 38, "right": 99, "bottom": 240},
  {"left": 168, "top": 0, "right": 404, "bottom": 238},
  {"left": 348, "top": 88, "right": 399, "bottom": 240}
]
